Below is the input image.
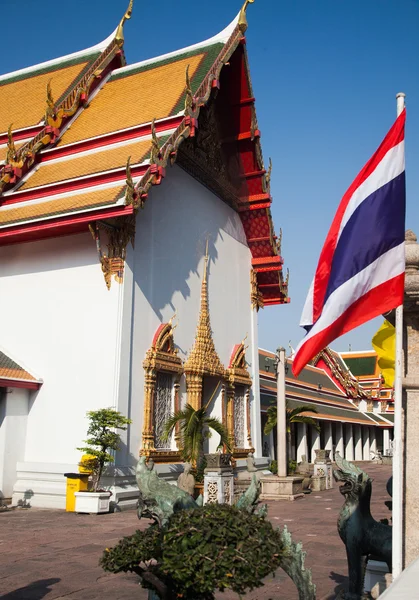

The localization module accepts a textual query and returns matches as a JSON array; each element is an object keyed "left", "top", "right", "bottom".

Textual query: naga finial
[
  {"left": 238, "top": 0, "right": 255, "bottom": 33},
  {"left": 45, "top": 80, "right": 55, "bottom": 121},
  {"left": 6, "top": 124, "right": 17, "bottom": 164},
  {"left": 266, "top": 157, "right": 272, "bottom": 189},
  {"left": 115, "top": 0, "right": 134, "bottom": 47},
  {"left": 125, "top": 155, "right": 134, "bottom": 190},
  {"left": 150, "top": 118, "right": 160, "bottom": 164},
  {"left": 184, "top": 64, "right": 193, "bottom": 114}
]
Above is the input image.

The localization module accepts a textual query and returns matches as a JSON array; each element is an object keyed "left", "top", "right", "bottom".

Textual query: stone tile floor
[{"left": 0, "top": 463, "right": 392, "bottom": 600}]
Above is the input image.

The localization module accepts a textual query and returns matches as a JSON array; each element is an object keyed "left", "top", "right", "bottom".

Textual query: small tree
[
  {"left": 101, "top": 503, "right": 284, "bottom": 600},
  {"left": 161, "top": 402, "right": 231, "bottom": 476},
  {"left": 264, "top": 401, "right": 321, "bottom": 465},
  {"left": 77, "top": 408, "right": 131, "bottom": 492}
]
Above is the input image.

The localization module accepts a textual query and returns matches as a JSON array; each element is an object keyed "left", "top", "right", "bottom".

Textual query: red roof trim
[{"left": 0, "top": 377, "right": 42, "bottom": 390}]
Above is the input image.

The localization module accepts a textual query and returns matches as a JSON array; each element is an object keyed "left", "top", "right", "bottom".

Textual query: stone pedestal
[
  {"left": 314, "top": 449, "right": 333, "bottom": 489},
  {"left": 311, "top": 475, "right": 326, "bottom": 492},
  {"left": 203, "top": 453, "right": 234, "bottom": 505},
  {"left": 364, "top": 559, "right": 388, "bottom": 594},
  {"left": 204, "top": 472, "right": 234, "bottom": 505},
  {"left": 260, "top": 475, "right": 304, "bottom": 501}
]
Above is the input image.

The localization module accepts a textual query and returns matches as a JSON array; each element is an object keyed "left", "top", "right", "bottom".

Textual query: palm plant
[
  {"left": 162, "top": 402, "right": 231, "bottom": 473},
  {"left": 264, "top": 401, "right": 321, "bottom": 465}
]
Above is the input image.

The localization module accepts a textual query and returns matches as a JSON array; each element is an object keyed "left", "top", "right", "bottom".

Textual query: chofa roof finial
[
  {"left": 238, "top": 0, "right": 255, "bottom": 33},
  {"left": 115, "top": 0, "right": 134, "bottom": 47}
]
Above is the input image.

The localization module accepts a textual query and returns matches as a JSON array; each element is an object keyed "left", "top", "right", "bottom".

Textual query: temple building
[
  {"left": 260, "top": 347, "right": 394, "bottom": 463},
  {"left": 0, "top": 3, "right": 289, "bottom": 508}
]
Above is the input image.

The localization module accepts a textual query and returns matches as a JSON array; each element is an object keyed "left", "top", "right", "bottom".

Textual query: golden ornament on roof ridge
[
  {"left": 115, "top": 0, "right": 134, "bottom": 47},
  {"left": 238, "top": 0, "right": 255, "bottom": 33}
]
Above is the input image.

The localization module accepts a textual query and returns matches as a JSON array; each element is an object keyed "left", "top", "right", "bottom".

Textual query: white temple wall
[
  {"left": 0, "top": 233, "right": 121, "bottom": 505},
  {"left": 127, "top": 165, "right": 259, "bottom": 463}
]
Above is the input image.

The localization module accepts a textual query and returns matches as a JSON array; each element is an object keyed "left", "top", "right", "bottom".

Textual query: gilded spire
[
  {"left": 184, "top": 241, "right": 226, "bottom": 377},
  {"left": 238, "top": 0, "right": 255, "bottom": 33},
  {"left": 115, "top": 0, "right": 134, "bottom": 47}
]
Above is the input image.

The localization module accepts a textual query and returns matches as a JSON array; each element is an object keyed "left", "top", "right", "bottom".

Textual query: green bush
[
  {"left": 270, "top": 459, "right": 278, "bottom": 474},
  {"left": 100, "top": 527, "right": 162, "bottom": 576},
  {"left": 288, "top": 459, "right": 297, "bottom": 474},
  {"left": 101, "top": 504, "right": 284, "bottom": 600}
]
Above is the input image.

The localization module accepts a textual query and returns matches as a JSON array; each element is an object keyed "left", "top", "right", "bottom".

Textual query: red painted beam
[
  {"left": 0, "top": 204, "right": 134, "bottom": 246},
  {"left": 247, "top": 235, "right": 272, "bottom": 243},
  {"left": 0, "top": 124, "right": 44, "bottom": 146},
  {"left": 241, "top": 169, "right": 265, "bottom": 180},
  {"left": 1, "top": 163, "right": 148, "bottom": 207},
  {"left": 231, "top": 96, "right": 255, "bottom": 107},
  {"left": 41, "top": 115, "right": 183, "bottom": 163},
  {"left": 0, "top": 378, "right": 42, "bottom": 390}
]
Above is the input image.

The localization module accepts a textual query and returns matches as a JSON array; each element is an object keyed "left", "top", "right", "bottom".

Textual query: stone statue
[
  {"left": 333, "top": 452, "right": 391, "bottom": 599},
  {"left": 135, "top": 456, "right": 200, "bottom": 526},
  {"left": 177, "top": 462, "right": 195, "bottom": 496},
  {"left": 246, "top": 452, "right": 257, "bottom": 473},
  {"left": 296, "top": 455, "right": 312, "bottom": 493}
]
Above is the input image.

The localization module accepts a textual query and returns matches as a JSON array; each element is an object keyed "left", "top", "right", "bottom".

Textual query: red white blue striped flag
[{"left": 292, "top": 109, "right": 406, "bottom": 376}]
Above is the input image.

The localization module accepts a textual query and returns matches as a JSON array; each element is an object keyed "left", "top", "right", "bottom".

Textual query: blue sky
[{"left": 4, "top": 0, "right": 419, "bottom": 354}]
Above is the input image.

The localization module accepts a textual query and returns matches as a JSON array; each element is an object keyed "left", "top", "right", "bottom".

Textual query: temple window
[
  {"left": 227, "top": 342, "right": 254, "bottom": 457},
  {"left": 141, "top": 321, "right": 183, "bottom": 462},
  {"left": 153, "top": 372, "right": 175, "bottom": 450}
]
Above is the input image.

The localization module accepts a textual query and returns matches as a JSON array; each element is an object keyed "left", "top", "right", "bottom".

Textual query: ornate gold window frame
[
  {"left": 141, "top": 322, "right": 183, "bottom": 463},
  {"left": 226, "top": 342, "right": 254, "bottom": 458}
]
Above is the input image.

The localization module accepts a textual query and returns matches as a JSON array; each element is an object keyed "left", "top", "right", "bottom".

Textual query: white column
[
  {"left": 345, "top": 424, "right": 354, "bottom": 461},
  {"left": 336, "top": 422, "right": 344, "bottom": 458},
  {"left": 324, "top": 421, "right": 333, "bottom": 461},
  {"left": 250, "top": 308, "right": 262, "bottom": 457},
  {"left": 383, "top": 428, "right": 391, "bottom": 455},
  {"left": 370, "top": 427, "right": 377, "bottom": 457},
  {"left": 310, "top": 427, "right": 320, "bottom": 463},
  {"left": 0, "top": 388, "right": 29, "bottom": 498},
  {"left": 354, "top": 425, "right": 363, "bottom": 460},
  {"left": 296, "top": 422, "right": 308, "bottom": 463},
  {"left": 363, "top": 427, "right": 370, "bottom": 461},
  {"left": 276, "top": 348, "right": 287, "bottom": 477}
]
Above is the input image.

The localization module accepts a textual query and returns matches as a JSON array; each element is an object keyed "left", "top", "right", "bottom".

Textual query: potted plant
[{"left": 75, "top": 408, "right": 131, "bottom": 514}]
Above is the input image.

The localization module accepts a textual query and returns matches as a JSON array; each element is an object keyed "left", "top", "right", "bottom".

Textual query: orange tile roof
[
  {"left": 0, "top": 350, "right": 37, "bottom": 381},
  {"left": 21, "top": 138, "right": 153, "bottom": 190},
  {"left": 0, "top": 60, "right": 92, "bottom": 133},
  {"left": 58, "top": 53, "right": 205, "bottom": 146},
  {"left": 0, "top": 185, "right": 124, "bottom": 227}
]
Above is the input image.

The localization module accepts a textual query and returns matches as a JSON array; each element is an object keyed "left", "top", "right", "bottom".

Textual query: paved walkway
[{"left": 0, "top": 463, "right": 392, "bottom": 600}]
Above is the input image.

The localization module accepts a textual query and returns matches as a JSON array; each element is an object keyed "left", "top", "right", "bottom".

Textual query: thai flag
[{"left": 292, "top": 109, "right": 406, "bottom": 377}]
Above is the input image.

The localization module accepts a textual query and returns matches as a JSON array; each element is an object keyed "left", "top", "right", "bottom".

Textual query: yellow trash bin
[{"left": 64, "top": 472, "right": 90, "bottom": 512}]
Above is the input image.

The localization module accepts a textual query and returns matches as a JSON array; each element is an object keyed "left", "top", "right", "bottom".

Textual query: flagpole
[{"left": 392, "top": 91, "right": 405, "bottom": 580}]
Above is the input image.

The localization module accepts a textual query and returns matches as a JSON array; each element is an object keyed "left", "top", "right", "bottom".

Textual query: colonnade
[{"left": 294, "top": 422, "right": 392, "bottom": 463}]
